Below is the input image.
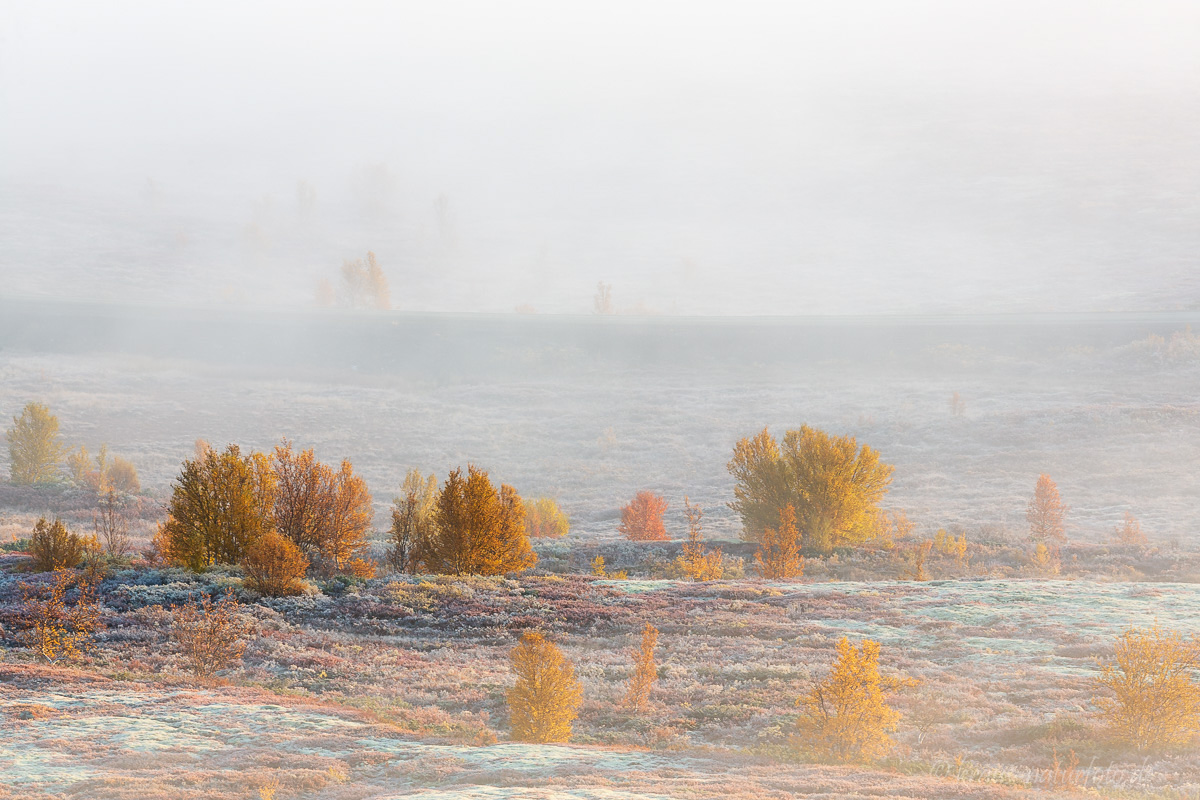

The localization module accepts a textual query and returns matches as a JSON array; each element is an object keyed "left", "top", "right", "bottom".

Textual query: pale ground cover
[
  {"left": 0, "top": 663, "right": 1076, "bottom": 800},
  {"left": 2, "top": 575, "right": 1199, "bottom": 798},
  {"left": 2, "top": 314, "right": 1200, "bottom": 797}
]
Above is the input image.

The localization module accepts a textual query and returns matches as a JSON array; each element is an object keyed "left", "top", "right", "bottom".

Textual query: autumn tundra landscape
[
  {"left": 1, "top": 305, "right": 1200, "bottom": 800},
  {"left": 6, "top": 4, "right": 1200, "bottom": 799}
]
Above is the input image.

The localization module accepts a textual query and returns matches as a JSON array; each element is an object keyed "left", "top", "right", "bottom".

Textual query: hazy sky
[{"left": 2, "top": 1, "right": 1199, "bottom": 313}]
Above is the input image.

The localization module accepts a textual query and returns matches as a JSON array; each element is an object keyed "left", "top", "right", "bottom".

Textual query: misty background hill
[{"left": 3, "top": 1, "right": 1199, "bottom": 315}]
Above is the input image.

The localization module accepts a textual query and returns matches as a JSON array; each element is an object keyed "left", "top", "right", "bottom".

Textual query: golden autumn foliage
[
  {"left": 172, "top": 590, "right": 247, "bottom": 678},
  {"left": 388, "top": 469, "right": 439, "bottom": 572},
  {"left": 795, "top": 637, "right": 915, "bottom": 763},
  {"left": 320, "top": 459, "right": 375, "bottom": 575},
  {"left": 1031, "top": 542, "right": 1061, "bottom": 576},
  {"left": 105, "top": 455, "right": 140, "bottom": 494},
  {"left": 755, "top": 504, "right": 804, "bottom": 580},
  {"left": 901, "top": 540, "right": 933, "bottom": 581},
  {"left": 272, "top": 441, "right": 333, "bottom": 558},
  {"left": 507, "top": 631, "right": 583, "bottom": 743},
  {"left": 590, "top": 555, "right": 626, "bottom": 580},
  {"left": 524, "top": 497, "right": 570, "bottom": 538},
  {"left": 160, "top": 444, "right": 276, "bottom": 571},
  {"left": 619, "top": 491, "right": 669, "bottom": 542},
  {"left": 257, "top": 778, "right": 280, "bottom": 800},
  {"left": 874, "top": 508, "right": 914, "bottom": 551},
  {"left": 1095, "top": 626, "right": 1200, "bottom": 751},
  {"left": 241, "top": 530, "right": 309, "bottom": 596},
  {"left": 729, "top": 426, "right": 893, "bottom": 554},
  {"left": 727, "top": 428, "right": 790, "bottom": 542},
  {"left": 161, "top": 440, "right": 373, "bottom": 576},
  {"left": 346, "top": 557, "right": 377, "bottom": 579},
  {"left": 272, "top": 441, "right": 374, "bottom": 576},
  {"left": 65, "top": 446, "right": 90, "bottom": 487},
  {"left": 426, "top": 465, "right": 536, "bottom": 576},
  {"left": 6, "top": 402, "right": 65, "bottom": 485},
  {"left": 675, "top": 497, "right": 723, "bottom": 580},
  {"left": 623, "top": 623, "right": 659, "bottom": 712},
  {"left": 29, "top": 517, "right": 85, "bottom": 572},
  {"left": 931, "top": 529, "right": 968, "bottom": 568},
  {"left": 68, "top": 443, "right": 140, "bottom": 494},
  {"left": 19, "top": 569, "right": 101, "bottom": 663},
  {"left": 1027, "top": 473, "right": 1068, "bottom": 544}
]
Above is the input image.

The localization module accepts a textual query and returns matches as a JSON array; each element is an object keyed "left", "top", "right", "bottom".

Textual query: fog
[{"left": 3, "top": 1, "right": 1199, "bottom": 313}]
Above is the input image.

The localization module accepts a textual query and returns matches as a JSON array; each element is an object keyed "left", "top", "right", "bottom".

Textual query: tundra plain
[{"left": 2, "top": 305, "right": 1200, "bottom": 798}]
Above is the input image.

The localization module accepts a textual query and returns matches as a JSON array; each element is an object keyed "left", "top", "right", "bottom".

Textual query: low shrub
[
  {"left": 171, "top": 590, "right": 248, "bottom": 677},
  {"left": 19, "top": 569, "right": 102, "bottom": 662},
  {"left": 29, "top": 517, "right": 85, "bottom": 572},
  {"left": 242, "top": 530, "right": 309, "bottom": 597}
]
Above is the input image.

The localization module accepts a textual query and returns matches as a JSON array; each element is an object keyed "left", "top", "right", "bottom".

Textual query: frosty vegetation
[{"left": 2, "top": 319, "right": 1200, "bottom": 799}]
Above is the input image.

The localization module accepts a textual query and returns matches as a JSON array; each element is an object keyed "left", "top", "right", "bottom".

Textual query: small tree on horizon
[
  {"left": 593, "top": 281, "right": 613, "bottom": 315},
  {"left": 619, "top": 491, "right": 669, "bottom": 542},
  {"left": 507, "top": 631, "right": 583, "bottom": 743},
  {"left": 6, "top": 402, "right": 65, "bottom": 485},
  {"left": 524, "top": 497, "right": 570, "bottom": 539},
  {"left": 341, "top": 251, "right": 390, "bottom": 310},
  {"left": 901, "top": 540, "right": 933, "bottom": 581},
  {"left": 68, "top": 443, "right": 139, "bottom": 494},
  {"left": 1027, "top": 474, "right": 1067, "bottom": 544},
  {"left": 1114, "top": 511, "right": 1148, "bottom": 547}
]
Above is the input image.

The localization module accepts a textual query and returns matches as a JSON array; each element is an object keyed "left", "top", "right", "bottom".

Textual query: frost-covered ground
[
  {"left": 2, "top": 312, "right": 1200, "bottom": 797},
  {"left": 0, "top": 664, "right": 1064, "bottom": 800},
  {"left": 2, "top": 574, "right": 1199, "bottom": 798}
]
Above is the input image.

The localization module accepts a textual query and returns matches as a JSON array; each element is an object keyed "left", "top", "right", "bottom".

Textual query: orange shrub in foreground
[
  {"left": 507, "top": 631, "right": 582, "bottom": 743},
  {"left": 795, "top": 637, "right": 916, "bottom": 763}
]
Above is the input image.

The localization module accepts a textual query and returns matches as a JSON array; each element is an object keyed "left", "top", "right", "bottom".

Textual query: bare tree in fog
[
  {"left": 296, "top": 180, "right": 316, "bottom": 221},
  {"left": 351, "top": 163, "right": 396, "bottom": 223},
  {"left": 434, "top": 194, "right": 455, "bottom": 247},
  {"left": 594, "top": 282, "right": 613, "bottom": 315}
]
